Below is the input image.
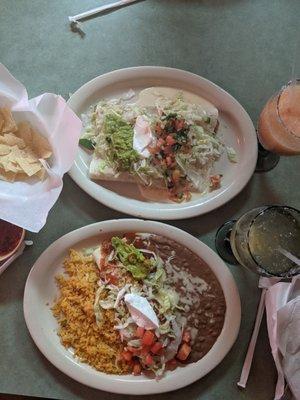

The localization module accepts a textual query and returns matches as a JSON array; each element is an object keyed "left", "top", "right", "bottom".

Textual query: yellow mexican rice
[{"left": 52, "top": 249, "right": 130, "bottom": 374}]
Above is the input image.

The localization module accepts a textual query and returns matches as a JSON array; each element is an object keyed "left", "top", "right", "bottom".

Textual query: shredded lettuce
[
  {"left": 150, "top": 361, "right": 166, "bottom": 379},
  {"left": 158, "top": 320, "right": 171, "bottom": 335},
  {"left": 154, "top": 267, "right": 166, "bottom": 285},
  {"left": 226, "top": 146, "right": 237, "bottom": 163},
  {"left": 155, "top": 92, "right": 218, "bottom": 128},
  {"left": 82, "top": 246, "right": 98, "bottom": 256},
  {"left": 156, "top": 288, "right": 179, "bottom": 313},
  {"left": 98, "top": 159, "right": 108, "bottom": 173},
  {"left": 133, "top": 159, "right": 163, "bottom": 184},
  {"left": 114, "top": 284, "right": 131, "bottom": 308},
  {"left": 99, "top": 295, "right": 116, "bottom": 309},
  {"left": 145, "top": 265, "right": 166, "bottom": 288},
  {"left": 95, "top": 284, "right": 118, "bottom": 310}
]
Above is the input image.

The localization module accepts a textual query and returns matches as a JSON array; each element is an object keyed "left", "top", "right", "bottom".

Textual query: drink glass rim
[
  {"left": 276, "top": 79, "right": 300, "bottom": 140},
  {"left": 246, "top": 205, "right": 300, "bottom": 277}
]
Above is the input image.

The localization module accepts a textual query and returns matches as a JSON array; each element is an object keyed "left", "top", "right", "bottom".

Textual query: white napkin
[
  {"left": 0, "top": 64, "right": 82, "bottom": 232},
  {"left": 260, "top": 276, "right": 300, "bottom": 400}
]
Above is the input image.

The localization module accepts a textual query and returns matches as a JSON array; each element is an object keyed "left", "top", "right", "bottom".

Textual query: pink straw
[{"left": 237, "top": 288, "right": 267, "bottom": 388}]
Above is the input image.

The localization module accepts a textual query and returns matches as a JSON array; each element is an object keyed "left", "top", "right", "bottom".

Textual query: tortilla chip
[
  {"left": 16, "top": 121, "right": 32, "bottom": 145},
  {"left": 0, "top": 154, "right": 22, "bottom": 173},
  {"left": 5, "top": 161, "right": 23, "bottom": 173},
  {"left": 36, "top": 166, "right": 47, "bottom": 180},
  {"left": 0, "top": 132, "right": 26, "bottom": 148},
  {"left": 0, "top": 154, "right": 11, "bottom": 170},
  {"left": 11, "top": 146, "right": 39, "bottom": 164},
  {"left": 31, "top": 128, "right": 52, "bottom": 159},
  {"left": 5, "top": 145, "right": 34, "bottom": 163},
  {"left": 6, "top": 145, "right": 23, "bottom": 160},
  {"left": 0, "top": 144, "right": 11, "bottom": 155},
  {"left": 16, "top": 157, "right": 42, "bottom": 176},
  {"left": 0, "top": 108, "right": 17, "bottom": 133},
  {"left": 23, "top": 148, "right": 39, "bottom": 163},
  {"left": 0, "top": 110, "right": 52, "bottom": 182},
  {"left": 17, "top": 122, "right": 52, "bottom": 159},
  {"left": 0, "top": 167, "right": 16, "bottom": 182}
]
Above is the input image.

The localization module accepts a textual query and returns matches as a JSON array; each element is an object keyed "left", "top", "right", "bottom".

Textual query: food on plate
[
  {"left": 79, "top": 87, "right": 237, "bottom": 202},
  {"left": 52, "top": 233, "right": 226, "bottom": 378},
  {"left": 0, "top": 108, "right": 52, "bottom": 182}
]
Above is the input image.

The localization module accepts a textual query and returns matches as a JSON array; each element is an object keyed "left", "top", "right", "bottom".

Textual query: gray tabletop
[{"left": 0, "top": 1, "right": 299, "bottom": 399}]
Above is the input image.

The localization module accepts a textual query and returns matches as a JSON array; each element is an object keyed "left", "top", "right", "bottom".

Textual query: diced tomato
[
  {"left": 140, "top": 346, "right": 150, "bottom": 357},
  {"left": 166, "top": 135, "right": 176, "bottom": 145},
  {"left": 176, "top": 343, "right": 191, "bottom": 361},
  {"left": 166, "top": 358, "right": 177, "bottom": 371},
  {"left": 175, "top": 119, "right": 185, "bottom": 131},
  {"left": 144, "top": 354, "right": 154, "bottom": 366},
  {"left": 105, "top": 273, "right": 118, "bottom": 285},
  {"left": 121, "top": 350, "right": 133, "bottom": 362},
  {"left": 127, "top": 346, "right": 141, "bottom": 356},
  {"left": 142, "top": 330, "right": 156, "bottom": 347},
  {"left": 150, "top": 342, "right": 163, "bottom": 355},
  {"left": 157, "top": 138, "right": 165, "bottom": 147},
  {"left": 182, "top": 330, "right": 191, "bottom": 343},
  {"left": 135, "top": 326, "right": 145, "bottom": 338},
  {"left": 163, "top": 145, "right": 173, "bottom": 155},
  {"left": 149, "top": 146, "right": 159, "bottom": 155},
  {"left": 132, "top": 362, "right": 142, "bottom": 376}
]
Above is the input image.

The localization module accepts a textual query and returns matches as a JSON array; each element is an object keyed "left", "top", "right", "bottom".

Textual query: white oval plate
[
  {"left": 24, "top": 219, "right": 241, "bottom": 395},
  {"left": 68, "top": 67, "right": 257, "bottom": 220}
]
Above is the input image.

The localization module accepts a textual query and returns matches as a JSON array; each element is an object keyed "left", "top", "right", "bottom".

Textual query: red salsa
[
  {"left": 0, "top": 220, "right": 23, "bottom": 257},
  {"left": 148, "top": 114, "right": 192, "bottom": 202}
]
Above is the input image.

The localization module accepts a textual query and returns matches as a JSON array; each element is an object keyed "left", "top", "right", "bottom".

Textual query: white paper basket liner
[{"left": 0, "top": 64, "right": 82, "bottom": 232}]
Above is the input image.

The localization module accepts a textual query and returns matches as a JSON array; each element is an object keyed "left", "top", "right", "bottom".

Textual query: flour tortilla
[{"left": 90, "top": 157, "right": 165, "bottom": 189}]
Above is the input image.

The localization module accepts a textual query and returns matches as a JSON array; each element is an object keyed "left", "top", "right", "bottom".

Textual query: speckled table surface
[{"left": 0, "top": 1, "right": 299, "bottom": 399}]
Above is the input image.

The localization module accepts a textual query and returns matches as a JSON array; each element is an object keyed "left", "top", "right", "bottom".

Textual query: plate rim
[
  {"left": 68, "top": 66, "right": 257, "bottom": 220},
  {"left": 23, "top": 219, "right": 241, "bottom": 395}
]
